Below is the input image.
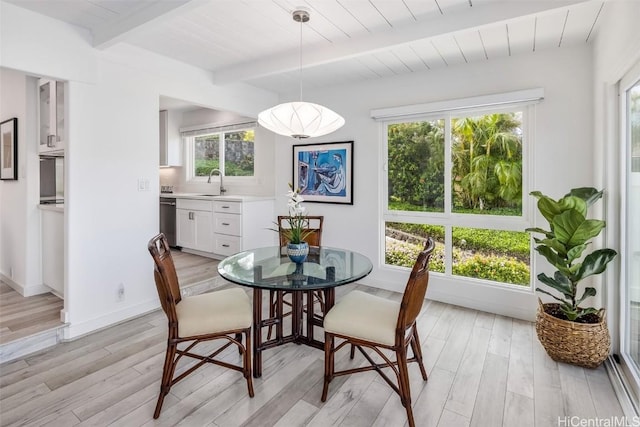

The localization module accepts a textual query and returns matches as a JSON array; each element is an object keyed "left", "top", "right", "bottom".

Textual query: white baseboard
[
  {"left": 61, "top": 299, "right": 160, "bottom": 340},
  {"left": 180, "top": 248, "right": 220, "bottom": 260},
  {"left": 0, "top": 273, "right": 51, "bottom": 297}
]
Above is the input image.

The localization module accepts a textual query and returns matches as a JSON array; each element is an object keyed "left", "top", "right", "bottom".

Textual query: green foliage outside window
[
  {"left": 451, "top": 113, "right": 523, "bottom": 213},
  {"left": 388, "top": 120, "right": 445, "bottom": 211},
  {"left": 194, "top": 130, "right": 254, "bottom": 177},
  {"left": 386, "top": 238, "right": 445, "bottom": 273},
  {"left": 195, "top": 159, "right": 220, "bottom": 176},
  {"left": 385, "top": 237, "right": 529, "bottom": 286},
  {"left": 387, "top": 113, "right": 523, "bottom": 215},
  {"left": 452, "top": 253, "right": 530, "bottom": 285},
  {"left": 385, "top": 222, "right": 530, "bottom": 286}
]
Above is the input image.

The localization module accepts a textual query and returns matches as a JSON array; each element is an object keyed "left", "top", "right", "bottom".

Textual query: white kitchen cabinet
[
  {"left": 159, "top": 109, "right": 182, "bottom": 167},
  {"left": 176, "top": 196, "right": 275, "bottom": 258},
  {"left": 212, "top": 199, "right": 275, "bottom": 257},
  {"left": 176, "top": 199, "right": 214, "bottom": 253},
  {"left": 213, "top": 201, "right": 242, "bottom": 256},
  {"left": 41, "top": 208, "right": 64, "bottom": 297},
  {"left": 39, "top": 79, "right": 65, "bottom": 153}
]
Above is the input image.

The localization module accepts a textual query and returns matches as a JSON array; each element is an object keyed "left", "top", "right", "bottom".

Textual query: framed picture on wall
[
  {"left": 292, "top": 140, "right": 353, "bottom": 205},
  {"left": 0, "top": 118, "right": 18, "bottom": 181}
]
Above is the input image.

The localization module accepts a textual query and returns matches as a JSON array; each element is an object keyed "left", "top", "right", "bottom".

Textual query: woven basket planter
[{"left": 535, "top": 300, "right": 610, "bottom": 369}]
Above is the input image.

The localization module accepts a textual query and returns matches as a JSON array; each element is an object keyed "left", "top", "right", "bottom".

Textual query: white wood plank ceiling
[{"left": 4, "top": 0, "right": 606, "bottom": 95}]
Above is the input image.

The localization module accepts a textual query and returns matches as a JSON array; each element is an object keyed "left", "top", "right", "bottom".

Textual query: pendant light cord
[{"left": 299, "top": 16, "right": 303, "bottom": 102}]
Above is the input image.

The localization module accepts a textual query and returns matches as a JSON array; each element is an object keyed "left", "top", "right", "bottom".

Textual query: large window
[
  {"left": 184, "top": 126, "right": 255, "bottom": 179},
  {"left": 383, "top": 106, "right": 532, "bottom": 288}
]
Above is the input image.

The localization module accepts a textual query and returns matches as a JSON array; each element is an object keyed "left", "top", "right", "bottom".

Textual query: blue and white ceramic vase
[{"left": 287, "top": 242, "right": 309, "bottom": 264}]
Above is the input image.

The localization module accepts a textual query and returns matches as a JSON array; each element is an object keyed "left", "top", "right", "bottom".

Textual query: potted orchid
[{"left": 280, "top": 184, "right": 313, "bottom": 263}]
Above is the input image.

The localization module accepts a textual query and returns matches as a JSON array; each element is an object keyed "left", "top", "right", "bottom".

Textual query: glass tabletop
[{"left": 218, "top": 246, "right": 373, "bottom": 290}]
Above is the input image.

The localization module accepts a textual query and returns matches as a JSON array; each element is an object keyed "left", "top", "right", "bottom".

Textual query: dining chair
[
  {"left": 147, "top": 233, "right": 254, "bottom": 419},
  {"left": 267, "top": 216, "right": 324, "bottom": 339},
  {"left": 320, "top": 237, "right": 435, "bottom": 427},
  {"left": 277, "top": 215, "right": 324, "bottom": 248}
]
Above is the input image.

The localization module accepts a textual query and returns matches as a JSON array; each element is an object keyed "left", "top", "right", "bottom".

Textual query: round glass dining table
[{"left": 218, "top": 246, "right": 373, "bottom": 377}]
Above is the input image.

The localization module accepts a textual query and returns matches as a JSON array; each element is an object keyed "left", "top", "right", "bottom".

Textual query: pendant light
[{"left": 258, "top": 9, "right": 345, "bottom": 139}]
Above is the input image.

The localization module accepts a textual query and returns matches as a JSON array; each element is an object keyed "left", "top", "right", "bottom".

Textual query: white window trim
[{"left": 371, "top": 88, "right": 544, "bottom": 121}]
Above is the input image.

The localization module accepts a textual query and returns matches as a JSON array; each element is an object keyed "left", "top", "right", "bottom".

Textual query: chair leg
[
  {"left": 321, "top": 333, "right": 334, "bottom": 402},
  {"left": 154, "top": 342, "right": 178, "bottom": 419},
  {"left": 396, "top": 346, "right": 416, "bottom": 427},
  {"left": 244, "top": 329, "right": 255, "bottom": 397},
  {"left": 411, "top": 327, "right": 428, "bottom": 381},
  {"left": 349, "top": 344, "right": 355, "bottom": 359}
]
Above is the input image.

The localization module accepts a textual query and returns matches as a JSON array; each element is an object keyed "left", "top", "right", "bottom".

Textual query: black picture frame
[
  {"left": 292, "top": 140, "right": 353, "bottom": 205},
  {"left": 0, "top": 118, "right": 18, "bottom": 181}
]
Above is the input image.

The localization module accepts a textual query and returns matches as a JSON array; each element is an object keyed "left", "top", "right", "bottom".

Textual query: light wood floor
[
  {"left": 0, "top": 283, "right": 63, "bottom": 345},
  {"left": 0, "top": 250, "right": 216, "bottom": 347},
  {"left": 0, "top": 252, "right": 625, "bottom": 426}
]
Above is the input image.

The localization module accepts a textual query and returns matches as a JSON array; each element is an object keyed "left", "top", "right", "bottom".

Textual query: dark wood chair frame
[
  {"left": 321, "top": 238, "right": 435, "bottom": 427},
  {"left": 267, "top": 215, "right": 324, "bottom": 339},
  {"left": 148, "top": 233, "right": 254, "bottom": 419}
]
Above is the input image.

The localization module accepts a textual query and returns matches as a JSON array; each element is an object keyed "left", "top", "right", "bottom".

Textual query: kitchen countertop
[{"left": 160, "top": 193, "right": 274, "bottom": 202}]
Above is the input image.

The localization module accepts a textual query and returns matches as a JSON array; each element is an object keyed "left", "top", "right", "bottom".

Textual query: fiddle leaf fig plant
[{"left": 526, "top": 187, "right": 617, "bottom": 321}]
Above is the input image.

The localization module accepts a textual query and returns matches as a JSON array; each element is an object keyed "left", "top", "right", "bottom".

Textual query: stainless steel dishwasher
[{"left": 160, "top": 197, "right": 178, "bottom": 247}]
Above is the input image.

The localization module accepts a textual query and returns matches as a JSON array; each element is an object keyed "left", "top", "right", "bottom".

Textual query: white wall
[
  {"left": 0, "top": 68, "right": 44, "bottom": 296},
  {"left": 0, "top": 1, "right": 277, "bottom": 338},
  {"left": 273, "top": 46, "right": 594, "bottom": 321}
]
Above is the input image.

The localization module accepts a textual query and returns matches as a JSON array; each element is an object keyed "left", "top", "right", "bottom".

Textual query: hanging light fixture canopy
[{"left": 258, "top": 9, "right": 345, "bottom": 139}]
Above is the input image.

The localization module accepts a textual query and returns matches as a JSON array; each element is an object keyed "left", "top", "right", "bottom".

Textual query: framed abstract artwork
[
  {"left": 0, "top": 118, "right": 18, "bottom": 181},
  {"left": 292, "top": 141, "right": 353, "bottom": 205}
]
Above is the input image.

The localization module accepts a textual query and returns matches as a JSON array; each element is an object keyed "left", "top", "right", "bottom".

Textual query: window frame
[
  {"left": 184, "top": 126, "right": 256, "bottom": 183},
  {"left": 380, "top": 103, "right": 535, "bottom": 289}
]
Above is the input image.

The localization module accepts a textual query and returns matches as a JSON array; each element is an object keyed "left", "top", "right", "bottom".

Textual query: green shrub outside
[
  {"left": 452, "top": 227, "right": 529, "bottom": 260},
  {"left": 195, "top": 159, "right": 220, "bottom": 176},
  {"left": 385, "top": 239, "right": 529, "bottom": 286},
  {"left": 387, "top": 222, "right": 445, "bottom": 241},
  {"left": 385, "top": 239, "right": 445, "bottom": 272},
  {"left": 452, "top": 254, "right": 530, "bottom": 285},
  {"left": 386, "top": 222, "right": 529, "bottom": 260},
  {"left": 195, "top": 158, "right": 254, "bottom": 177},
  {"left": 388, "top": 200, "right": 443, "bottom": 213},
  {"left": 389, "top": 200, "right": 521, "bottom": 217}
]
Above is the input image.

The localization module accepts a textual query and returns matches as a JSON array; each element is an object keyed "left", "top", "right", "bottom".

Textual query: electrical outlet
[{"left": 117, "top": 283, "right": 125, "bottom": 302}]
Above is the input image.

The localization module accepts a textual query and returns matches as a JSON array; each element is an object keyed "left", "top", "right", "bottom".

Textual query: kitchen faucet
[{"left": 207, "top": 168, "right": 227, "bottom": 195}]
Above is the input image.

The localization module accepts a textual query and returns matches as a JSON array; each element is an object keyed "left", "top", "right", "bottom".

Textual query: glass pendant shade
[{"left": 258, "top": 101, "right": 345, "bottom": 139}]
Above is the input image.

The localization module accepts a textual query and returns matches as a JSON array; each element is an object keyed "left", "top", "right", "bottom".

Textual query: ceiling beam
[
  {"left": 92, "top": 0, "right": 207, "bottom": 49},
  {"left": 213, "top": 0, "right": 590, "bottom": 85}
]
